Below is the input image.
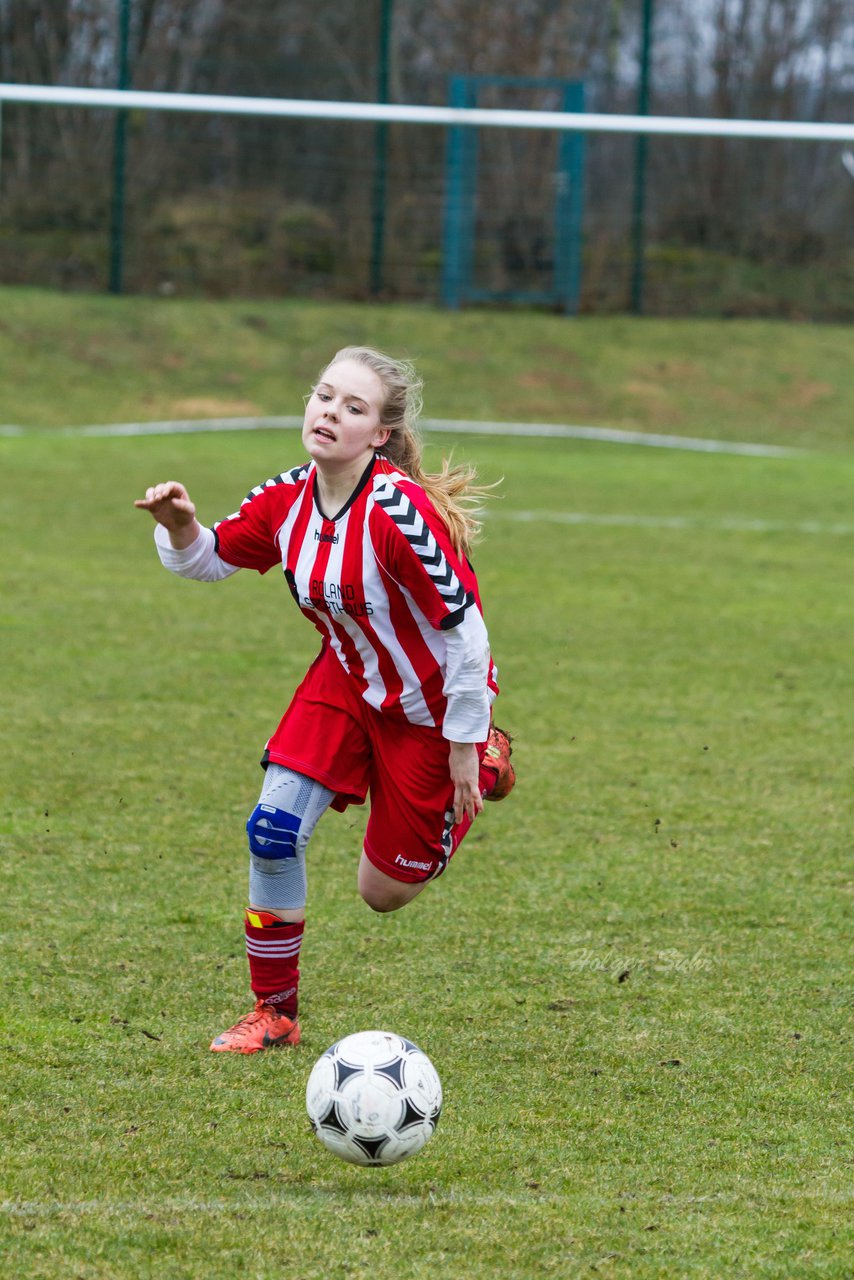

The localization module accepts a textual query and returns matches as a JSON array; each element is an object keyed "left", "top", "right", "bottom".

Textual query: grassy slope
[
  {"left": 0, "top": 286, "right": 852, "bottom": 449},
  {"left": 1, "top": 408, "right": 852, "bottom": 1277}
]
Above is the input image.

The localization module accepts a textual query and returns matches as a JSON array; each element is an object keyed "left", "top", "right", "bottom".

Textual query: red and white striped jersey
[{"left": 208, "top": 453, "right": 498, "bottom": 734}]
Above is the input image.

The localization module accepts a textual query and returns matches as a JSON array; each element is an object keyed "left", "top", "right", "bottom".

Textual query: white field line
[
  {"left": 0, "top": 1192, "right": 574, "bottom": 1216},
  {"left": 493, "top": 510, "right": 854, "bottom": 536},
  {"left": 4, "top": 1187, "right": 846, "bottom": 1218},
  {"left": 0, "top": 414, "right": 801, "bottom": 457},
  {"left": 422, "top": 418, "right": 800, "bottom": 457}
]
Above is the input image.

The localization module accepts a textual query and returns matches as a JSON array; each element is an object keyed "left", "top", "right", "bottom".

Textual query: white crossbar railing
[{"left": 1, "top": 83, "right": 852, "bottom": 142}]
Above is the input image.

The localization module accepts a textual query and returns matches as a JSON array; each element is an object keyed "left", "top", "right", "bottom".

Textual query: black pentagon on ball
[
  {"left": 317, "top": 1100, "right": 348, "bottom": 1135},
  {"left": 332, "top": 1057, "right": 363, "bottom": 1090},
  {"left": 397, "top": 1096, "right": 429, "bottom": 1131},
  {"left": 373, "top": 1056, "right": 406, "bottom": 1088},
  {"left": 351, "top": 1134, "right": 391, "bottom": 1163}
]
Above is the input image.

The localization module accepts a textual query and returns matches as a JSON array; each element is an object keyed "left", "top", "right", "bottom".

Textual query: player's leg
[
  {"left": 245, "top": 765, "right": 334, "bottom": 1009},
  {"left": 357, "top": 854, "right": 429, "bottom": 913},
  {"left": 211, "top": 650, "right": 371, "bottom": 1053},
  {"left": 211, "top": 765, "right": 334, "bottom": 1053},
  {"left": 358, "top": 717, "right": 491, "bottom": 913}
]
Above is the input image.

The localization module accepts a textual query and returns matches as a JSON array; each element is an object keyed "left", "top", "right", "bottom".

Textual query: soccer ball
[{"left": 305, "top": 1030, "right": 442, "bottom": 1166}]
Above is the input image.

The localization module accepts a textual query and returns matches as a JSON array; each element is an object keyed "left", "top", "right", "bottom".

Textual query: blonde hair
[{"left": 320, "top": 345, "right": 492, "bottom": 558}]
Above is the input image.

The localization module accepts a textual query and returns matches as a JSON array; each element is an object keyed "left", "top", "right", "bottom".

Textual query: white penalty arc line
[
  {"left": 0, "top": 418, "right": 838, "bottom": 532},
  {"left": 0, "top": 415, "right": 801, "bottom": 457},
  {"left": 423, "top": 418, "right": 800, "bottom": 457}
]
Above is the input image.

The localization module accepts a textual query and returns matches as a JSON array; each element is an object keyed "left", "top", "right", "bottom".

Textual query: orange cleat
[
  {"left": 210, "top": 1001, "right": 301, "bottom": 1054},
  {"left": 482, "top": 725, "right": 516, "bottom": 801}
]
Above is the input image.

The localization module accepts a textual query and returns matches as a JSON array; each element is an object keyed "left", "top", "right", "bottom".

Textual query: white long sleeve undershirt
[
  {"left": 153, "top": 523, "right": 239, "bottom": 581},
  {"left": 441, "top": 607, "right": 492, "bottom": 743}
]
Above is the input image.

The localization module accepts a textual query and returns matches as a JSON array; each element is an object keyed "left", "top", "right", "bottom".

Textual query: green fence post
[
  {"left": 441, "top": 77, "right": 478, "bottom": 310},
  {"left": 630, "top": 0, "right": 654, "bottom": 315},
  {"left": 370, "top": 0, "right": 393, "bottom": 297},
  {"left": 109, "top": 0, "right": 131, "bottom": 295}
]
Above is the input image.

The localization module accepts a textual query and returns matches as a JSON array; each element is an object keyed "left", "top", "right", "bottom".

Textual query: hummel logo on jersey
[{"left": 314, "top": 528, "right": 339, "bottom": 544}]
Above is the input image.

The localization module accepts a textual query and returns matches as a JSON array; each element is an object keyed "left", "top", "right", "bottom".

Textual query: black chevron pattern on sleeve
[
  {"left": 214, "top": 465, "right": 311, "bottom": 528},
  {"left": 374, "top": 481, "right": 472, "bottom": 616},
  {"left": 242, "top": 464, "right": 310, "bottom": 504}
]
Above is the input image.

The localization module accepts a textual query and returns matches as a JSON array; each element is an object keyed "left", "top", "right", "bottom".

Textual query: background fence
[{"left": 0, "top": 0, "right": 852, "bottom": 319}]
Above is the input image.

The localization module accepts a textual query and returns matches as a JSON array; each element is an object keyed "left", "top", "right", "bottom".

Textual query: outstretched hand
[
  {"left": 134, "top": 481, "right": 201, "bottom": 549},
  {"left": 134, "top": 480, "right": 196, "bottom": 528}
]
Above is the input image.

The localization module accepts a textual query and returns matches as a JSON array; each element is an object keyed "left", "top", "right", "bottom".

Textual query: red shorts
[{"left": 263, "top": 645, "right": 490, "bottom": 883}]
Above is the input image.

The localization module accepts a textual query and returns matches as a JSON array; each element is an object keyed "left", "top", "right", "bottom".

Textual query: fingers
[
  {"left": 134, "top": 481, "right": 189, "bottom": 508},
  {"left": 453, "top": 782, "right": 484, "bottom": 825},
  {"left": 134, "top": 483, "right": 196, "bottom": 530},
  {"left": 449, "top": 740, "right": 483, "bottom": 824},
  {"left": 134, "top": 485, "right": 156, "bottom": 509}
]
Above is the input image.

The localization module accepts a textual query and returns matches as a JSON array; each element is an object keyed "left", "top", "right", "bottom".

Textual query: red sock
[{"left": 244, "top": 910, "right": 304, "bottom": 1017}]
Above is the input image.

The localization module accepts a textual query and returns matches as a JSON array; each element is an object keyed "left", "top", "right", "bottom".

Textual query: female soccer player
[{"left": 135, "top": 346, "right": 514, "bottom": 1053}]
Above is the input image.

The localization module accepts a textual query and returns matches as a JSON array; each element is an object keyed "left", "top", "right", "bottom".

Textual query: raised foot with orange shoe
[
  {"left": 482, "top": 725, "right": 516, "bottom": 801},
  {"left": 210, "top": 1000, "right": 301, "bottom": 1053}
]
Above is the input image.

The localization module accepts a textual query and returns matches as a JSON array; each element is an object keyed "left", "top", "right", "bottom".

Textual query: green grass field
[
  {"left": 1, "top": 286, "right": 853, "bottom": 450},
  {"left": 1, "top": 293, "right": 852, "bottom": 1278}
]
